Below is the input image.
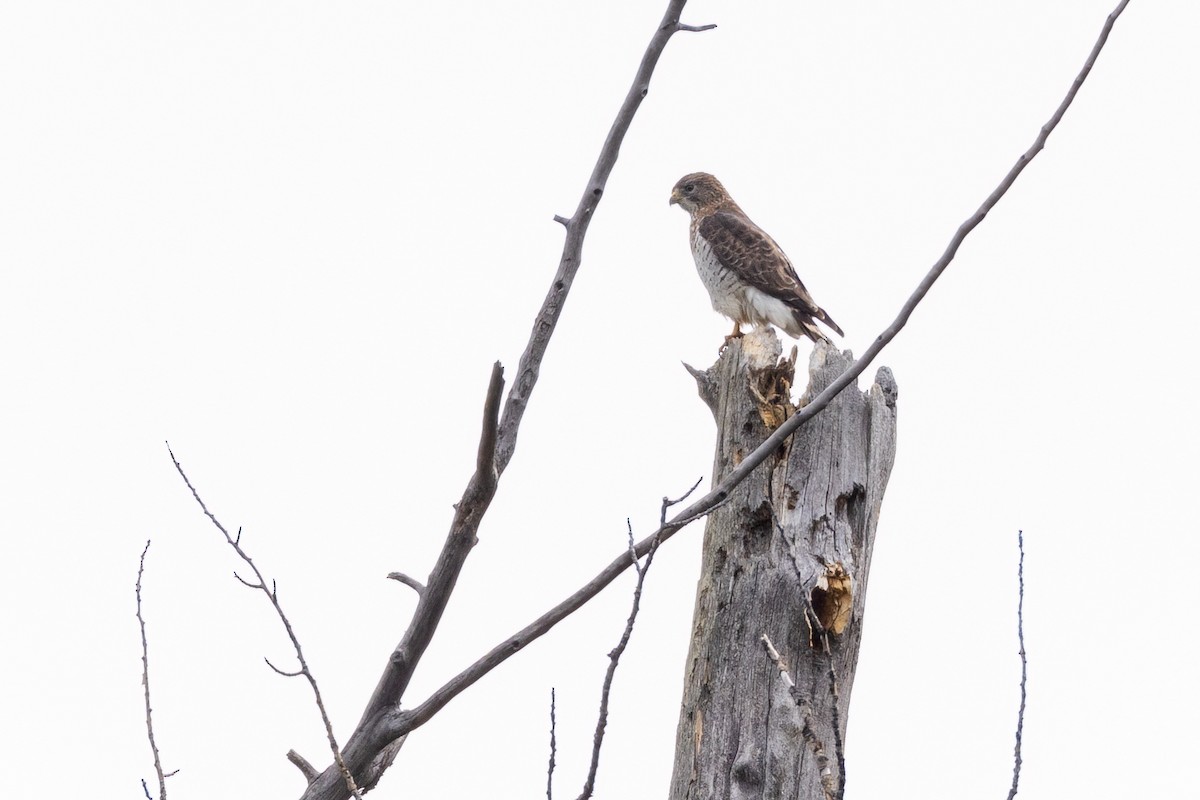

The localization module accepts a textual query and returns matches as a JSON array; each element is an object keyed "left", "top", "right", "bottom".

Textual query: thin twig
[
  {"left": 822, "top": 633, "right": 846, "bottom": 800},
  {"left": 136, "top": 540, "right": 169, "bottom": 800},
  {"left": 384, "top": 0, "right": 1132, "bottom": 745},
  {"left": 167, "top": 444, "right": 364, "bottom": 800},
  {"left": 266, "top": 657, "right": 306, "bottom": 678},
  {"left": 233, "top": 570, "right": 261, "bottom": 590},
  {"left": 547, "top": 688, "right": 557, "bottom": 800},
  {"left": 1007, "top": 530, "right": 1028, "bottom": 800},
  {"left": 760, "top": 634, "right": 796, "bottom": 692},
  {"left": 645, "top": 475, "right": 716, "bottom": 531},
  {"left": 761, "top": 634, "right": 835, "bottom": 800},
  {"left": 576, "top": 520, "right": 664, "bottom": 800},
  {"left": 662, "top": 477, "right": 704, "bottom": 524},
  {"left": 664, "top": 491, "right": 733, "bottom": 529},
  {"left": 386, "top": 571, "right": 426, "bottom": 597}
]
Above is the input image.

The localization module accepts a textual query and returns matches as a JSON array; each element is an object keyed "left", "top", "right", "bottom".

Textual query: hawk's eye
[{"left": 684, "top": 184, "right": 695, "bottom": 193}]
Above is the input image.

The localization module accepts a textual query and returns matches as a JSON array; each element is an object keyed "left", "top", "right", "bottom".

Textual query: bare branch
[
  {"left": 167, "top": 444, "right": 363, "bottom": 800},
  {"left": 761, "top": 634, "right": 836, "bottom": 800},
  {"left": 576, "top": 523, "right": 663, "bottom": 800},
  {"left": 662, "top": 477, "right": 703, "bottom": 523},
  {"left": 382, "top": 0, "right": 1133, "bottom": 748},
  {"left": 297, "top": 5, "right": 716, "bottom": 796},
  {"left": 821, "top": 633, "right": 846, "bottom": 800},
  {"left": 663, "top": 491, "right": 732, "bottom": 529},
  {"left": 547, "top": 688, "right": 557, "bottom": 800},
  {"left": 674, "top": 22, "right": 716, "bottom": 32},
  {"left": 348, "top": 362, "right": 505, "bottom": 735},
  {"left": 265, "top": 657, "right": 306, "bottom": 678},
  {"left": 288, "top": 751, "right": 320, "bottom": 784},
  {"left": 492, "top": 0, "right": 712, "bottom": 477},
  {"left": 386, "top": 478, "right": 697, "bottom": 740},
  {"left": 136, "top": 540, "right": 169, "bottom": 800},
  {"left": 233, "top": 571, "right": 263, "bottom": 590},
  {"left": 1007, "top": 530, "right": 1028, "bottom": 800},
  {"left": 386, "top": 571, "right": 426, "bottom": 597}
]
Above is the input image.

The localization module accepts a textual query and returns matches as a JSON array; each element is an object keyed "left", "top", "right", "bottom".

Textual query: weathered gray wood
[{"left": 669, "top": 328, "right": 898, "bottom": 800}]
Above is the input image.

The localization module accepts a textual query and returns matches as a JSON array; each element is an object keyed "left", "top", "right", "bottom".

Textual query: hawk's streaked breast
[
  {"left": 691, "top": 227, "right": 808, "bottom": 336},
  {"left": 690, "top": 227, "right": 746, "bottom": 322}
]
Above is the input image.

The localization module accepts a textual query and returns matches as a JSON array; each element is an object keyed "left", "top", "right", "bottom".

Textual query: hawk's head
[{"left": 669, "top": 172, "right": 730, "bottom": 214}]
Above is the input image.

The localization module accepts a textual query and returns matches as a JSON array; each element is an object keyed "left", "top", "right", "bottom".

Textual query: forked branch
[
  {"left": 573, "top": 483, "right": 699, "bottom": 797},
  {"left": 296, "top": 3, "right": 715, "bottom": 797},
  {"left": 349, "top": 361, "right": 504, "bottom": 741},
  {"left": 576, "top": 518, "right": 665, "bottom": 800},
  {"left": 168, "top": 445, "right": 363, "bottom": 800}
]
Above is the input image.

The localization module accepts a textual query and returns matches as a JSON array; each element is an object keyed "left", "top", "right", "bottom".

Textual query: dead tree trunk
[{"left": 669, "top": 328, "right": 898, "bottom": 800}]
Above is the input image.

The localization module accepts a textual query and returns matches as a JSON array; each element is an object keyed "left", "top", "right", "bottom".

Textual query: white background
[{"left": 2, "top": 1, "right": 1197, "bottom": 797}]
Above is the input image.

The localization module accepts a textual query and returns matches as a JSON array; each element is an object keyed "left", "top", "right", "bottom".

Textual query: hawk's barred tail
[
  {"left": 817, "top": 309, "right": 844, "bottom": 338},
  {"left": 794, "top": 313, "right": 834, "bottom": 345}
]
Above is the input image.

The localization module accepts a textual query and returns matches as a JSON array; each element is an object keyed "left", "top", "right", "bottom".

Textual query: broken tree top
[{"left": 672, "top": 327, "right": 897, "bottom": 800}]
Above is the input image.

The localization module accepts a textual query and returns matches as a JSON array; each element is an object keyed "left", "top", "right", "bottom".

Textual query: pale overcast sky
[{"left": 2, "top": 1, "right": 1197, "bottom": 798}]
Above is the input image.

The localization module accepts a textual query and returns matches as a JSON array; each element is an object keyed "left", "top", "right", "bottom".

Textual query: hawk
[{"left": 669, "top": 172, "right": 843, "bottom": 345}]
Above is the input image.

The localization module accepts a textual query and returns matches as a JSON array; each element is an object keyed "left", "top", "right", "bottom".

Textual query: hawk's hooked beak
[{"left": 669, "top": 188, "right": 682, "bottom": 206}]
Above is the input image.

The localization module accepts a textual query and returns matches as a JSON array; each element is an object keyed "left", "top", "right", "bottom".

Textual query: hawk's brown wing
[{"left": 697, "top": 210, "right": 843, "bottom": 336}]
